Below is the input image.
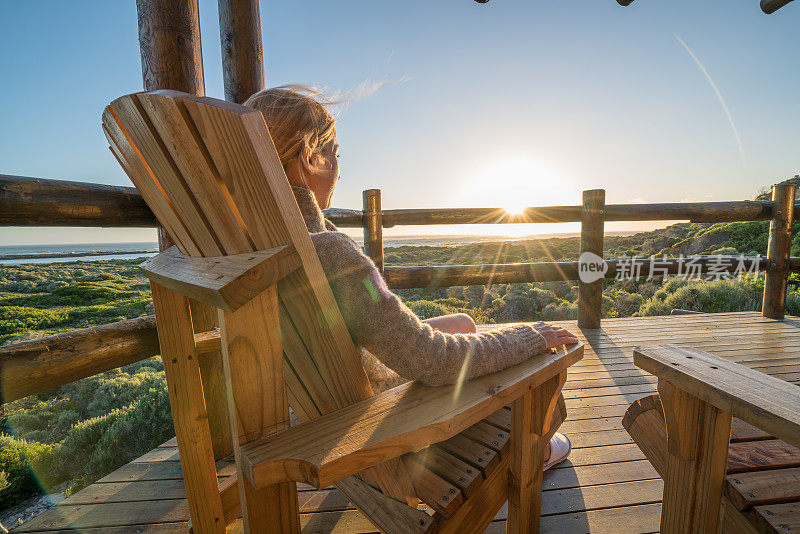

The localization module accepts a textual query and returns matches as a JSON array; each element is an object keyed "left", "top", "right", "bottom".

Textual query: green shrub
[
  {"left": 407, "top": 300, "right": 461, "bottom": 319},
  {"left": 52, "top": 283, "right": 139, "bottom": 305},
  {"left": 542, "top": 301, "right": 578, "bottom": 321},
  {"left": 710, "top": 246, "right": 739, "bottom": 255},
  {"left": 636, "top": 276, "right": 764, "bottom": 316},
  {"left": 58, "top": 387, "right": 173, "bottom": 492},
  {"left": 82, "top": 370, "right": 168, "bottom": 418},
  {"left": 603, "top": 288, "right": 645, "bottom": 318},
  {"left": 0, "top": 306, "right": 69, "bottom": 336},
  {"left": 0, "top": 435, "right": 60, "bottom": 507},
  {"left": 786, "top": 289, "right": 800, "bottom": 316}
]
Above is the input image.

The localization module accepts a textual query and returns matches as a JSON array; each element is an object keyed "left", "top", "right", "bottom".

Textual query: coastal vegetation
[{"left": 1, "top": 181, "right": 799, "bottom": 514}]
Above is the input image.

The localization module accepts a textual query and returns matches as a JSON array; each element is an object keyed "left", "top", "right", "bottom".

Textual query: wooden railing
[{"left": 0, "top": 174, "right": 797, "bottom": 404}]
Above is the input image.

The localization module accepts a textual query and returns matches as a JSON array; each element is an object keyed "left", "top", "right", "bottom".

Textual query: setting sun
[
  {"left": 458, "top": 156, "right": 575, "bottom": 211},
  {"left": 504, "top": 203, "right": 528, "bottom": 216},
  {"left": 449, "top": 156, "right": 579, "bottom": 237}
]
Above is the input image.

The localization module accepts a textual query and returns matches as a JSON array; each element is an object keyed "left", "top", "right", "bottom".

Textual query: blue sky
[{"left": 1, "top": 1, "right": 798, "bottom": 244}]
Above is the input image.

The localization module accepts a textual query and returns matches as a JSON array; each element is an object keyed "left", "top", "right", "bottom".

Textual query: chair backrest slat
[
  {"left": 104, "top": 120, "right": 202, "bottom": 256},
  {"left": 105, "top": 96, "right": 223, "bottom": 256},
  {"left": 103, "top": 90, "right": 372, "bottom": 413},
  {"left": 137, "top": 91, "right": 255, "bottom": 254},
  {"left": 279, "top": 299, "right": 339, "bottom": 420}
]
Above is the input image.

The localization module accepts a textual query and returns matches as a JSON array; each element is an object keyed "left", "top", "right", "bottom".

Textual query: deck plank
[{"left": 11, "top": 311, "right": 798, "bottom": 533}]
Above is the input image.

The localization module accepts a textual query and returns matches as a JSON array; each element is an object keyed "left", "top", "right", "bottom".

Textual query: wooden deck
[{"left": 11, "top": 311, "right": 800, "bottom": 533}]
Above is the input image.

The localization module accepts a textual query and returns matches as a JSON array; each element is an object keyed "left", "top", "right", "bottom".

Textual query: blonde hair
[{"left": 243, "top": 85, "right": 337, "bottom": 171}]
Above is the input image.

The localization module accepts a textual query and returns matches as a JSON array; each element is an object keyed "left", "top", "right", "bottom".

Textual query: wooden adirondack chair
[
  {"left": 622, "top": 345, "right": 800, "bottom": 534},
  {"left": 102, "top": 90, "right": 584, "bottom": 534}
]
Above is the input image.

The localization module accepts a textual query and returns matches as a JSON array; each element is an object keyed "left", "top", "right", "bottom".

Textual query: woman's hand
[{"left": 532, "top": 321, "right": 580, "bottom": 349}]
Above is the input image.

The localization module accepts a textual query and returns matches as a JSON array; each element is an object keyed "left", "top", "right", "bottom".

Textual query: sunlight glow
[
  {"left": 504, "top": 203, "right": 527, "bottom": 216},
  {"left": 455, "top": 156, "right": 576, "bottom": 238},
  {"left": 458, "top": 156, "right": 574, "bottom": 212}
]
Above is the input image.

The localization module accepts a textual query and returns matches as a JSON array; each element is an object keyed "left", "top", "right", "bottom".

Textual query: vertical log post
[
  {"left": 136, "top": 0, "right": 205, "bottom": 95},
  {"left": 578, "top": 189, "right": 605, "bottom": 329},
  {"left": 363, "top": 189, "right": 385, "bottom": 272},
  {"left": 137, "top": 0, "right": 204, "bottom": 250},
  {"left": 218, "top": 0, "right": 265, "bottom": 104},
  {"left": 762, "top": 183, "right": 796, "bottom": 320},
  {"left": 136, "top": 0, "right": 233, "bottom": 461}
]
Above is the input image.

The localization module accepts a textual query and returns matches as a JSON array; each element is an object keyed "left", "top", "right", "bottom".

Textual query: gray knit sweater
[{"left": 293, "top": 186, "right": 549, "bottom": 393}]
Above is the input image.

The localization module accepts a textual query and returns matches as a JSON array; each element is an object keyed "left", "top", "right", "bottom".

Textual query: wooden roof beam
[{"left": 761, "top": 0, "right": 795, "bottom": 13}]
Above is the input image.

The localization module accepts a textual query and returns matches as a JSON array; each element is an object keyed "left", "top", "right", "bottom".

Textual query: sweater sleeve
[{"left": 310, "top": 231, "right": 550, "bottom": 387}]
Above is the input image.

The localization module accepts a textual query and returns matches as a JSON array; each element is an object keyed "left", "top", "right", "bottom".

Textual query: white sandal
[{"left": 543, "top": 432, "right": 572, "bottom": 471}]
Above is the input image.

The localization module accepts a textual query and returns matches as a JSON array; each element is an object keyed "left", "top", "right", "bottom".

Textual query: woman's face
[{"left": 305, "top": 132, "right": 340, "bottom": 209}]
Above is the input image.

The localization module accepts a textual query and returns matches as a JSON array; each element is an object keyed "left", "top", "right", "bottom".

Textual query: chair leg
[
  {"left": 507, "top": 372, "right": 567, "bottom": 533},
  {"left": 658, "top": 379, "right": 732, "bottom": 534},
  {"left": 190, "top": 298, "right": 233, "bottom": 461},
  {"left": 151, "top": 282, "right": 226, "bottom": 533},
  {"left": 543, "top": 393, "right": 567, "bottom": 443},
  {"left": 220, "top": 287, "right": 300, "bottom": 533}
]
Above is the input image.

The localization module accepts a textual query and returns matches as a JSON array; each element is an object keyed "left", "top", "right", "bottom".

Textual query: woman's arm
[
  {"left": 311, "top": 231, "right": 575, "bottom": 387},
  {"left": 422, "top": 313, "right": 476, "bottom": 334}
]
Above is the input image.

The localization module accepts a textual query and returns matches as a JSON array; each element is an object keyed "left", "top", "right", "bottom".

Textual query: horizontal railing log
[
  {"left": 380, "top": 201, "right": 791, "bottom": 225},
  {"left": 0, "top": 175, "right": 363, "bottom": 228},
  {"left": 385, "top": 256, "right": 800, "bottom": 289},
  {"left": 0, "top": 316, "right": 158, "bottom": 403},
  {"left": 3, "top": 175, "right": 799, "bottom": 227},
  {"left": 0, "top": 174, "right": 157, "bottom": 227},
  {"left": 321, "top": 208, "right": 363, "bottom": 227}
]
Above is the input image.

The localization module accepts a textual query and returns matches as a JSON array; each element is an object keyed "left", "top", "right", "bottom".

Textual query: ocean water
[
  {"left": 0, "top": 243, "right": 159, "bottom": 264},
  {"left": 0, "top": 232, "right": 634, "bottom": 265}
]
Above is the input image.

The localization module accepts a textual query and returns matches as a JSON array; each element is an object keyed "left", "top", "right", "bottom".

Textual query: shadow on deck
[{"left": 11, "top": 311, "right": 800, "bottom": 533}]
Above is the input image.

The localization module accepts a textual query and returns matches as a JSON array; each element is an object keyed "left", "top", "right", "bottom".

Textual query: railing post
[
  {"left": 363, "top": 189, "right": 385, "bottom": 272},
  {"left": 137, "top": 0, "right": 232, "bottom": 461},
  {"left": 137, "top": 0, "right": 204, "bottom": 251},
  {"left": 218, "top": 0, "right": 265, "bottom": 104},
  {"left": 762, "top": 183, "right": 796, "bottom": 319},
  {"left": 578, "top": 189, "right": 605, "bottom": 329},
  {"left": 136, "top": 0, "right": 205, "bottom": 96}
]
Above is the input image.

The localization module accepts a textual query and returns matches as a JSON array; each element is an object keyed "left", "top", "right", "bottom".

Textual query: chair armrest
[
  {"left": 139, "top": 245, "right": 300, "bottom": 311},
  {"left": 633, "top": 344, "right": 800, "bottom": 449},
  {"left": 240, "top": 341, "right": 583, "bottom": 490}
]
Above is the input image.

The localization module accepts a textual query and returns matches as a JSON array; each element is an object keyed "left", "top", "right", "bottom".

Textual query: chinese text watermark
[{"left": 578, "top": 253, "right": 762, "bottom": 284}]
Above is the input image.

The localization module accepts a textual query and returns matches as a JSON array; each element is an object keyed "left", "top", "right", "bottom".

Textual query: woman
[{"left": 244, "top": 86, "right": 580, "bottom": 469}]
